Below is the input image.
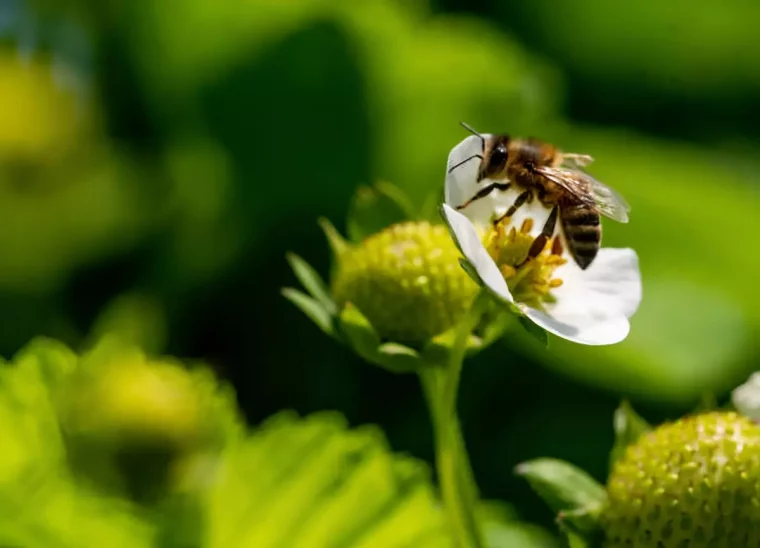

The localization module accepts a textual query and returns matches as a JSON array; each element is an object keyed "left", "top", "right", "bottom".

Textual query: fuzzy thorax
[
  {"left": 483, "top": 217, "right": 567, "bottom": 310},
  {"left": 331, "top": 222, "right": 479, "bottom": 345}
]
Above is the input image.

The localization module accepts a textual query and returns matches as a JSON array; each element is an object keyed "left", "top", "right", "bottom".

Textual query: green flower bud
[
  {"left": 603, "top": 411, "right": 760, "bottom": 547},
  {"left": 284, "top": 182, "right": 514, "bottom": 372},
  {"left": 63, "top": 358, "right": 203, "bottom": 449},
  {"left": 331, "top": 221, "right": 478, "bottom": 345},
  {"left": 57, "top": 345, "right": 239, "bottom": 502}
]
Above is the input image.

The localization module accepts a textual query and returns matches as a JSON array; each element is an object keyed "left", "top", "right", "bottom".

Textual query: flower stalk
[{"left": 420, "top": 289, "right": 492, "bottom": 548}]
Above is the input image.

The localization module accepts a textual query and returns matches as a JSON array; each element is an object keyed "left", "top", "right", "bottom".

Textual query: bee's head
[
  {"left": 479, "top": 135, "right": 510, "bottom": 181},
  {"left": 450, "top": 123, "right": 510, "bottom": 182}
]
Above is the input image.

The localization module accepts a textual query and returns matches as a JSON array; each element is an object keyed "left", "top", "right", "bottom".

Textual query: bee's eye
[{"left": 488, "top": 145, "right": 508, "bottom": 173}]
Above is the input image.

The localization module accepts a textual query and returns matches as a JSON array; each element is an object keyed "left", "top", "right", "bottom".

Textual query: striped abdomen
[{"left": 560, "top": 202, "right": 601, "bottom": 269}]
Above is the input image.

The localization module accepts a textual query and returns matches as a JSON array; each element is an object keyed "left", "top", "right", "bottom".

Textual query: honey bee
[{"left": 448, "top": 122, "right": 630, "bottom": 270}]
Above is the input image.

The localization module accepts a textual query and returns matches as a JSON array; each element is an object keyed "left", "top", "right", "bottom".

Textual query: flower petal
[
  {"left": 523, "top": 248, "right": 642, "bottom": 345},
  {"left": 440, "top": 204, "right": 513, "bottom": 304},
  {"left": 445, "top": 135, "right": 489, "bottom": 208}
]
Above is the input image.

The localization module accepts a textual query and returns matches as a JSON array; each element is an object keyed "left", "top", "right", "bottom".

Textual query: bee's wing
[
  {"left": 561, "top": 153, "right": 595, "bottom": 169},
  {"left": 535, "top": 166, "right": 630, "bottom": 223}
]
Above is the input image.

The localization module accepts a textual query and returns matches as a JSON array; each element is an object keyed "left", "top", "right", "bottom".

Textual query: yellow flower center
[{"left": 483, "top": 217, "right": 567, "bottom": 309}]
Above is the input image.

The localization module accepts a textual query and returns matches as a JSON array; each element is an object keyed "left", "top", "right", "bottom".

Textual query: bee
[{"left": 448, "top": 122, "right": 630, "bottom": 270}]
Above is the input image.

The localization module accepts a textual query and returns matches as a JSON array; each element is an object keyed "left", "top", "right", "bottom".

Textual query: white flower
[
  {"left": 441, "top": 134, "right": 642, "bottom": 345},
  {"left": 732, "top": 372, "right": 760, "bottom": 420}
]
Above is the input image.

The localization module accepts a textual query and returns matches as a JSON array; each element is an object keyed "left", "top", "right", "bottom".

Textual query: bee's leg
[
  {"left": 520, "top": 205, "right": 559, "bottom": 265},
  {"left": 493, "top": 190, "right": 533, "bottom": 225},
  {"left": 455, "top": 182, "right": 511, "bottom": 210}
]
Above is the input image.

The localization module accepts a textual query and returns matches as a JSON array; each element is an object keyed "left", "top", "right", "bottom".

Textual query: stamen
[
  {"left": 500, "top": 265, "right": 517, "bottom": 278},
  {"left": 551, "top": 237, "right": 563, "bottom": 256},
  {"left": 482, "top": 214, "right": 568, "bottom": 310},
  {"left": 532, "top": 282, "right": 550, "bottom": 295},
  {"left": 509, "top": 264, "right": 532, "bottom": 288}
]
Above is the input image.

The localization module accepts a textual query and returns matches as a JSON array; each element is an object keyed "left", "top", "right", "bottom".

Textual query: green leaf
[
  {"left": 282, "top": 288, "right": 336, "bottom": 338},
  {"left": 564, "top": 530, "right": 591, "bottom": 548},
  {"left": 285, "top": 252, "right": 337, "bottom": 314},
  {"left": 12, "top": 336, "right": 78, "bottom": 388},
  {"left": 337, "top": 303, "right": 383, "bottom": 363},
  {"left": 376, "top": 343, "right": 423, "bottom": 374},
  {"left": 205, "top": 411, "right": 451, "bottom": 548},
  {"left": 346, "top": 182, "right": 413, "bottom": 243},
  {"left": 515, "top": 458, "right": 606, "bottom": 523},
  {"left": 478, "top": 501, "right": 559, "bottom": 548},
  {"left": 0, "top": 338, "right": 75, "bottom": 480},
  {"left": 0, "top": 338, "right": 155, "bottom": 547},
  {"left": 153, "top": 492, "right": 206, "bottom": 548},
  {"left": 0, "top": 476, "right": 155, "bottom": 548},
  {"left": 609, "top": 401, "right": 651, "bottom": 468}
]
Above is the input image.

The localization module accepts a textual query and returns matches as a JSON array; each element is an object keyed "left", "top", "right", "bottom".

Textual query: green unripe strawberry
[
  {"left": 603, "top": 411, "right": 760, "bottom": 547},
  {"left": 331, "top": 221, "right": 477, "bottom": 345}
]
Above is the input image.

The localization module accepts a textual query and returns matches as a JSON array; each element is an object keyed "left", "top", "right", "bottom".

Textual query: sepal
[
  {"left": 318, "top": 217, "right": 349, "bottom": 258},
  {"left": 281, "top": 250, "right": 340, "bottom": 338},
  {"left": 516, "top": 458, "right": 606, "bottom": 541},
  {"left": 284, "top": 244, "right": 503, "bottom": 374},
  {"left": 282, "top": 287, "right": 337, "bottom": 338},
  {"left": 517, "top": 314, "right": 550, "bottom": 348},
  {"left": 346, "top": 181, "right": 417, "bottom": 242},
  {"left": 609, "top": 400, "right": 651, "bottom": 468},
  {"left": 285, "top": 252, "right": 337, "bottom": 315},
  {"left": 337, "top": 303, "right": 383, "bottom": 362}
]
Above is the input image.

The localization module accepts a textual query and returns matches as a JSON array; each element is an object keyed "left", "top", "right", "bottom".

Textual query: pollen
[{"left": 483, "top": 216, "right": 567, "bottom": 309}]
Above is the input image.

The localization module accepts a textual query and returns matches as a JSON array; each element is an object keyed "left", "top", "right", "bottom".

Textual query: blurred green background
[{"left": 1, "top": 0, "right": 759, "bottom": 535}]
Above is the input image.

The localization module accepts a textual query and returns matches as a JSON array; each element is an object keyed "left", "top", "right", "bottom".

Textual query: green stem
[{"left": 420, "top": 290, "right": 491, "bottom": 548}]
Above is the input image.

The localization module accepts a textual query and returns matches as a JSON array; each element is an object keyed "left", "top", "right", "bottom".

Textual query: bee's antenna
[
  {"left": 448, "top": 154, "right": 483, "bottom": 174},
  {"left": 459, "top": 121, "right": 485, "bottom": 151}
]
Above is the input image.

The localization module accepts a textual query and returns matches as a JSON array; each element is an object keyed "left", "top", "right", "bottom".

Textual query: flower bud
[
  {"left": 331, "top": 221, "right": 478, "bottom": 345},
  {"left": 603, "top": 411, "right": 760, "bottom": 547},
  {"left": 57, "top": 347, "right": 237, "bottom": 502}
]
